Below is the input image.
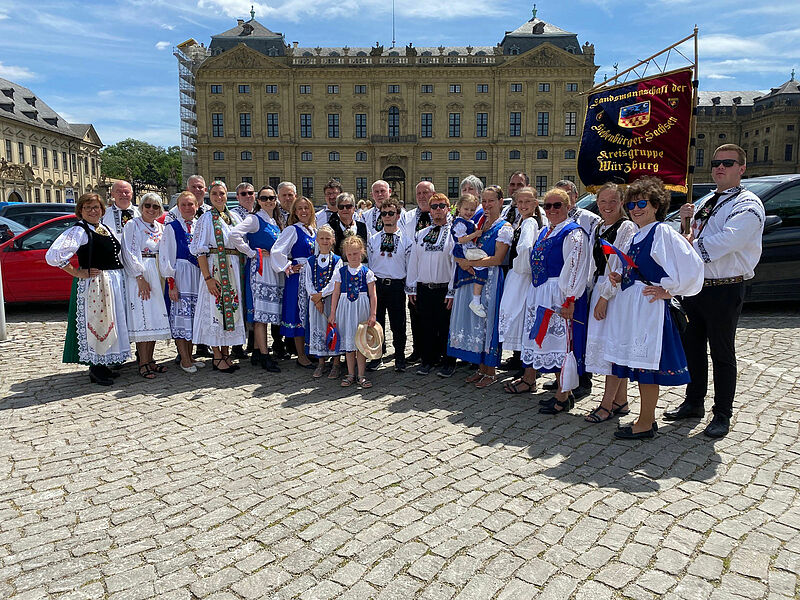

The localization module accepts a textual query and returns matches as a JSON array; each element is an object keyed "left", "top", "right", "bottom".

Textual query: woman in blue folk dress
[
  {"left": 447, "top": 185, "right": 513, "bottom": 388},
  {"left": 230, "top": 186, "right": 285, "bottom": 373},
  {"left": 270, "top": 196, "right": 317, "bottom": 369}
]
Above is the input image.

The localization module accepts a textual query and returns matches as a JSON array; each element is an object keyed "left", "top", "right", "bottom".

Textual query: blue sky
[{"left": 1, "top": 0, "right": 797, "bottom": 149}]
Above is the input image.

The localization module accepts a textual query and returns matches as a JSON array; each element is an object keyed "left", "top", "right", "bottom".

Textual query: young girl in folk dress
[
  {"left": 303, "top": 225, "right": 343, "bottom": 378},
  {"left": 328, "top": 236, "right": 378, "bottom": 389}
]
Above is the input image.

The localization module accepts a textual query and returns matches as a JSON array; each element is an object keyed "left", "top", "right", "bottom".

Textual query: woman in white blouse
[
  {"left": 498, "top": 186, "right": 541, "bottom": 392},
  {"left": 45, "top": 193, "right": 131, "bottom": 386},
  {"left": 189, "top": 181, "right": 246, "bottom": 373},
  {"left": 598, "top": 176, "right": 704, "bottom": 439},
  {"left": 270, "top": 196, "right": 317, "bottom": 369},
  {"left": 519, "top": 188, "right": 591, "bottom": 409},
  {"left": 159, "top": 191, "right": 204, "bottom": 373},
  {"left": 229, "top": 186, "right": 284, "bottom": 373},
  {"left": 122, "top": 193, "right": 171, "bottom": 378},
  {"left": 583, "top": 183, "right": 638, "bottom": 422}
]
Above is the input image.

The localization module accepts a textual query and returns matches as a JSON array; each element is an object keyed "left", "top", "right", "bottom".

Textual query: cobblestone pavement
[{"left": 0, "top": 303, "right": 798, "bottom": 600}]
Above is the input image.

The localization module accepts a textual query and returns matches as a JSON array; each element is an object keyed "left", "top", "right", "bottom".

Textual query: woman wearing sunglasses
[
  {"left": 519, "top": 188, "right": 590, "bottom": 409},
  {"left": 599, "top": 176, "right": 703, "bottom": 439},
  {"left": 122, "top": 192, "right": 171, "bottom": 378},
  {"left": 229, "top": 186, "right": 284, "bottom": 373},
  {"left": 448, "top": 185, "right": 513, "bottom": 388}
]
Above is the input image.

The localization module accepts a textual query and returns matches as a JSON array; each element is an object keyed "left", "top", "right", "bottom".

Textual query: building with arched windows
[
  {"left": 0, "top": 77, "right": 103, "bottom": 203},
  {"left": 179, "top": 9, "right": 598, "bottom": 204}
]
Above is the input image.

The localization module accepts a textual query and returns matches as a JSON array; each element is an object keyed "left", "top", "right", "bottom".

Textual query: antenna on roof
[
  {"left": 250, "top": 5, "right": 255, "bottom": 20},
  {"left": 392, "top": 0, "right": 396, "bottom": 48}
]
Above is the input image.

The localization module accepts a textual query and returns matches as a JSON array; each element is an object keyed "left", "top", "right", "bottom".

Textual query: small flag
[
  {"left": 529, "top": 306, "right": 556, "bottom": 348},
  {"left": 256, "top": 248, "right": 264, "bottom": 276},
  {"left": 326, "top": 323, "right": 340, "bottom": 352},
  {"left": 600, "top": 239, "right": 637, "bottom": 269}
]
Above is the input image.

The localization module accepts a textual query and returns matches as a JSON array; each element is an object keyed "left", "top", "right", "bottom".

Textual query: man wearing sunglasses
[
  {"left": 316, "top": 178, "right": 343, "bottom": 227},
  {"left": 665, "top": 144, "right": 765, "bottom": 438},
  {"left": 366, "top": 197, "right": 413, "bottom": 372},
  {"left": 330, "top": 192, "right": 368, "bottom": 254}
]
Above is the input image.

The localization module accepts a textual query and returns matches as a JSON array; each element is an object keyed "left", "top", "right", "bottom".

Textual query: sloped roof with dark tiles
[
  {"left": 212, "top": 19, "right": 281, "bottom": 38},
  {"left": 0, "top": 77, "right": 88, "bottom": 140},
  {"left": 697, "top": 91, "right": 762, "bottom": 106}
]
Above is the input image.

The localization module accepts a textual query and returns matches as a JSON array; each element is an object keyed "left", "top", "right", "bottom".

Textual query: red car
[{"left": 0, "top": 214, "right": 79, "bottom": 302}]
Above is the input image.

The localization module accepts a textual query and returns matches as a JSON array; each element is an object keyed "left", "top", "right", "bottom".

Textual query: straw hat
[{"left": 355, "top": 322, "right": 384, "bottom": 360}]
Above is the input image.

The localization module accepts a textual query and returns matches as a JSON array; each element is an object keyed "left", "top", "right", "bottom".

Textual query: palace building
[
  {"left": 0, "top": 77, "right": 103, "bottom": 203},
  {"left": 176, "top": 8, "right": 598, "bottom": 204},
  {"left": 695, "top": 74, "right": 800, "bottom": 178}
]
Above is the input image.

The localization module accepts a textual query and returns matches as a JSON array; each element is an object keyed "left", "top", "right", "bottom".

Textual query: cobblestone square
[{"left": 0, "top": 304, "right": 798, "bottom": 599}]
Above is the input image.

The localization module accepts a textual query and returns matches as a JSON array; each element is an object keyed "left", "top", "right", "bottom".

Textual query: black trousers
[
  {"left": 417, "top": 285, "right": 455, "bottom": 368},
  {"left": 408, "top": 297, "right": 421, "bottom": 357},
  {"left": 680, "top": 282, "right": 745, "bottom": 418},
  {"left": 375, "top": 279, "right": 407, "bottom": 360}
]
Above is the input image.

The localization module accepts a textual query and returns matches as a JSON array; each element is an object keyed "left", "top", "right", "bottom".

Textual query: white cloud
[
  {"left": 97, "top": 90, "right": 114, "bottom": 97},
  {"left": 155, "top": 41, "right": 170, "bottom": 50},
  {"left": 699, "top": 34, "right": 765, "bottom": 58},
  {"left": 160, "top": 23, "right": 175, "bottom": 30},
  {"left": 706, "top": 74, "right": 733, "bottom": 80},
  {"left": 0, "top": 61, "right": 35, "bottom": 80}
]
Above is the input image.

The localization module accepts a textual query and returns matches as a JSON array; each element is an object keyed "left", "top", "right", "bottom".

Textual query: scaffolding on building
[{"left": 174, "top": 39, "right": 208, "bottom": 186}]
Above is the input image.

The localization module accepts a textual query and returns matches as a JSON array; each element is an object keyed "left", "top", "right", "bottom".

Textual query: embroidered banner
[{"left": 577, "top": 68, "right": 693, "bottom": 192}]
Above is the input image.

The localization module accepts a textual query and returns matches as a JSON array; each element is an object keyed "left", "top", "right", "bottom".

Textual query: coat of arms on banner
[{"left": 618, "top": 101, "right": 651, "bottom": 128}]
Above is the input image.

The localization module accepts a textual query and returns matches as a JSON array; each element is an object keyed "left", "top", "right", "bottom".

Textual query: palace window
[
  {"left": 241, "top": 151, "right": 252, "bottom": 160},
  {"left": 566, "top": 83, "right": 578, "bottom": 92},
  {"left": 421, "top": 113, "right": 432, "bottom": 138},
  {"left": 300, "top": 113, "right": 312, "bottom": 138},
  {"left": 509, "top": 150, "right": 521, "bottom": 160},
  {"left": 265, "top": 84, "right": 278, "bottom": 94},
  {"left": 538, "top": 83, "right": 550, "bottom": 92},
  {"left": 355, "top": 113, "right": 367, "bottom": 138},
  {"left": 301, "top": 151, "right": 312, "bottom": 161},
  {"left": 511, "top": 83, "right": 523, "bottom": 93},
  {"left": 509, "top": 112, "right": 521, "bottom": 137},
  {"left": 476, "top": 112, "right": 488, "bottom": 137},
  {"left": 356, "top": 151, "right": 367, "bottom": 161},
  {"left": 329, "top": 151, "right": 340, "bottom": 161},
  {"left": 421, "top": 150, "right": 432, "bottom": 161},
  {"left": 476, "top": 150, "right": 487, "bottom": 160},
  {"left": 212, "top": 113, "right": 223, "bottom": 137},
  {"left": 565, "top": 112, "right": 577, "bottom": 136},
  {"left": 327, "top": 84, "right": 339, "bottom": 94},
  {"left": 448, "top": 150, "right": 460, "bottom": 161},
  {"left": 388, "top": 106, "right": 400, "bottom": 137},
  {"left": 211, "top": 85, "right": 222, "bottom": 94},
  {"left": 537, "top": 112, "right": 549, "bottom": 136},
  {"left": 213, "top": 151, "right": 224, "bottom": 160},
  {"left": 477, "top": 84, "right": 489, "bottom": 93},
  {"left": 354, "top": 84, "right": 367, "bottom": 94},
  {"left": 301, "top": 177, "right": 313, "bottom": 198},
  {"left": 238, "top": 84, "right": 250, "bottom": 94},
  {"left": 449, "top": 84, "right": 461, "bottom": 93},
  {"left": 299, "top": 84, "right": 311, "bottom": 94},
  {"left": 449, "top": 113, "right": 461, "bottom": 137},
  {"left": 421, "top": 84, "right": 433, "bottom": 93},
  {"left": 268, "top": 151, "right": 279, "bottom": 160},
  {"left": 239, "top": 113, "right": 251, "bottom": 137},
  {"left": 267, "top": 113, "right": 279, "bottom": 137},
  {"left": 387, "top": 84, "right": 400, "bottom": 94},
  {"left": 328, "top": 113, "right": 340, "bottom": 138}
]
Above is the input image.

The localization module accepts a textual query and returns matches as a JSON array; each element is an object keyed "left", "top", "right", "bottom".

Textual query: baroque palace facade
[
  {"left": 0, "top": 77, "right": 103, "bottom": 203},
  {"left": 177, "top": 9, "right": 598, "bottom": 204}
]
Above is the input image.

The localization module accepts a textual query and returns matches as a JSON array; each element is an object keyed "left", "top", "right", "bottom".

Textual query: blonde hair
[
  {"left": 543, "top": 188, "right": 570, "bottom": 204},
  {"left": 316, "top": 224, "right": 335, "bottom": 240},
  {"left": 341, "top": 234, "right": 366, "bottom": 259},
  {"left": 288, "top": 196, "right": 317, "bottom": 228},
  {"left": 457, "top": 194, "right": 479, "bottom": 210},
  {"left": 176, "top": 190, "right": 198, "bottom": 207}
]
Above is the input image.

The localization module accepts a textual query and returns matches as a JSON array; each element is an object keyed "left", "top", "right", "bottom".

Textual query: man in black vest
[{"left": 330, "top": 192, "right": 368, "bottom": 255}]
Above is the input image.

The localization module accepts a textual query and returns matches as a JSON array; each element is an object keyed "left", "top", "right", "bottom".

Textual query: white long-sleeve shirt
[
  {"left": 367, "top": 229, "right": 412, "bottom": 279},
  {"left": 691, "top": 186, "right": 765, "bottom": 280},
  {"left": 405, "top": 223, "right": 455, "bottom": 297},
  {"left": 229, "top": 210, "right": 280, "bottom": 260},
  {"left": 269, "top": 224, "right": 315, "bottom": 272},
  {"left": 158, "top": 218, "right": 196, "bottom": 279},
  {"left": 121, "top": 217, "right": 163, "bottom": 278}
]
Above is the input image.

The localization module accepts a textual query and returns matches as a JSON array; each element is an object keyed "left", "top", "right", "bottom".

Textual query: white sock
[{"left": 472, "top": 294, "right": 480, "bottom": 304}]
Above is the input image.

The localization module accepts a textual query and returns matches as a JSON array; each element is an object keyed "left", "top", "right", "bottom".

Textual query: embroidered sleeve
[
  {"left": 694, "top": 195, "right": 765, "bottom": 263},
  {"left": 45, "top": 225, "right": 87, "bottom": 268},
  {"left": 654, "top": 224, "right": 704, "bottom": 297},
  {"left": 558, "top": 229, "right": 590, "bottom": 300},
  {"left": 189, "top": 213, "right": 212, "bottom": 256},
  {"left": 229, "top": 214, "right": 259, "bottom": 258},
  {"left": 269, "top": 226, "right": 297, "bottom": 272},
  {"left": 158, "top": 225, "right": 177, "bottom": 279},
  {"left": 121, "top": 221, "right": 146, "bottom": 277}
]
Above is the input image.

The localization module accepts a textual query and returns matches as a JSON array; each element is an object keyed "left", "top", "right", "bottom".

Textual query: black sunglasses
[
  {"left": 141, "top": 202, "right": 160, "bottom": 210},
  {"left": 542, "top": 202, "right": 563, "bottom": 210},
  {"left": 380, "top": 210, "right": 397, "bottom": 217},
  {"left": 239, "top": 190, "right": 255, "bottom": 195},
  {"left": 710, "top": 159, "right": 739, "bottom": 168},
  {"left": 625, "top": 199, "right": 649, "bottom": 210},
  {"left": 430, "top": 203, "right": 448, "bottom": 210},
  {"left": 338, "top": 204, "right": 354, "bottom": 209},
  {"left": 258, "top": 195, "right": 277, "bottom": 202}
]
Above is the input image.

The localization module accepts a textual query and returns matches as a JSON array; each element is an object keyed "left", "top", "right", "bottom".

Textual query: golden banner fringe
[{"left": 584, "top": 183, "right": 688, "bottom": 195}]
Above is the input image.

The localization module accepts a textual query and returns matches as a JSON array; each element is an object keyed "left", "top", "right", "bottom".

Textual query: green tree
[{"left": 100, "top": 138, "right": 181, "bottom": 185}]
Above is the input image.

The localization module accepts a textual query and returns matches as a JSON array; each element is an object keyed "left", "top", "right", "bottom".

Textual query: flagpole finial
[
  {"left": 792, "top": 68, "right": 796, "bottom": 81},
  {"left": 532, "top": 4, "right": 537, "bottom": 19},
  {"left": 250, "top": 5, "right": 255, "bottom": 19}
]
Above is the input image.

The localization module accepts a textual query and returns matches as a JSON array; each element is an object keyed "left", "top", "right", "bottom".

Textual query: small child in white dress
[
  {"left": 328, "top": 236, "right": 378, "bottom": 388},
  {"left": 452, "top": 194, "right": 488, "bottom": 318}
]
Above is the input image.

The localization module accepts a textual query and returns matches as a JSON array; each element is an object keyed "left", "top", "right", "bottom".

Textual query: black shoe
[
  {"left": 395, "top": 360, "right": 406, "bottom": 373},
  {"left": 89, "top": 365, "right": 113, "bottom": 386},
  {"left": 406, "top": 352, "right": 421, "bottom": 364},
  {"left": 538, "top": 395, "right": 574, "bottom": 415},
  {"left": 96, "top": 364, "right": 120, "bottom": 379},
  {"left": 614, "top": 424, "right": 656, "bottom": 439},
  {"left": 261, "top": 355, "right": 281, "bottom": 373},
  {"left": 250, "top": 349, "right": 262, "bottom": 366},
  {"left": 174, "top": 353, "right": 182, "bottom": 365},
  {"left": 366, "top": 359, "right": 382, "bottom": 372},
  {"left": 416, "top": 364, "right": 432, "bottom": 376},
  {"left": 212, "top": 358, "right": 236, "bottom": 373},
  {"left": 437, "top": 364, "right": 456, "bottom": 378},
  {"left": 543, "top": 380, "right": 558, "bottom": 391},
  {"left": 231, "top": 345, "right": 248, "bottom": 360},
  {"left": 704, "top": 414, "right": 730, "bottom": 438},
  {"left": 572, "top": 386, "right": 591, "bottom": 401},
  {"left": 194, "top": 344, "right": 211, "bottom": 358},
  {"left": 502, "top": 358, "right": 522, "bottom": 370},
  {"left": 664, "top": 401, "right": 705, "bottom": 421}
]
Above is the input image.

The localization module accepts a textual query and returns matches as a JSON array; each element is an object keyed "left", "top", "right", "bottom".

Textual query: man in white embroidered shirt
[
  {"left": 102, "top": 180, "right": 139, "bottom": 237},
  {"left": 665, "top": 143, "right": 765, "bottom": 438}
]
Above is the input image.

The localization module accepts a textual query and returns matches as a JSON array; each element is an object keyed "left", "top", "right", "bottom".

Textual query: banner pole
[{"left": 683, "top": 26, "right": 699, "bottom": 235}]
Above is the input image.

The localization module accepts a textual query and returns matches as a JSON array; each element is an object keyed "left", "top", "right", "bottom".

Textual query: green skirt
[{"left": 63, "top": 278, "right": 87, "bottom": 365}]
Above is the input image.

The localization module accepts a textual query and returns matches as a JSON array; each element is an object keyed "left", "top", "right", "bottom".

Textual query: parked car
[
  {"left": 0, "top": 215, "right": 26, "bottom": 243},
  {"left": 0, "top": 202, "right": 75, "bottom": 228},
  {"left": 663, "top": 174, "right": 800, "bottom": 303},
  {"left": 0, "top": 215, "right": 78, "bottom": 302}
]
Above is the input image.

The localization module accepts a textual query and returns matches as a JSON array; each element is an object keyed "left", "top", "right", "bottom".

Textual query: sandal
[
  {"left": 313, "top": 365, "right": 325, "bottom": 378},
  {"left": 475, "top": 374, "right": 498, "bottom": 389},
  {"left": 138, "top": 364, "right": 156, "bottom": 379},
  {"left": 358, "top": 377, "right": 373, "bottom": 389},
  {"left": 465, "top": 371, "right": 484, "bottom": 384},
  {"left": 148, "top": 361, "right": 167, "bottom": 373},
  {"left": 612, "top": 401, "right": 630, "bottom": 416},
  {"left": 504, "top": 378, "right": 536, "bottom": 394},
  {"left": 328, "top": 363, "right": 341, "bottom": 380},
  {"left": 585, "top": 405, "right": 613, "bottom": 423},
  {"left": 538, "top": 395, "right": 575, "bottom": 415},
  {"left": 341, "top": 375, "right": 356, "bottom": 387},
  {"left": 212, "top": 358, "right": 235, "bottom": 373}
]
